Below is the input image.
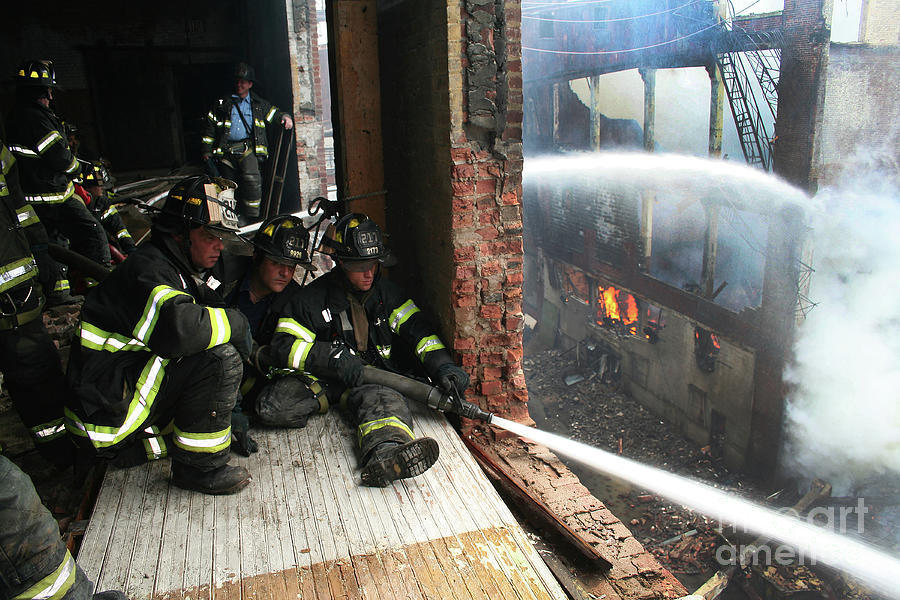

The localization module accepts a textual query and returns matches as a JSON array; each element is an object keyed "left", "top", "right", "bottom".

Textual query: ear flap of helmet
[{"left": 254, "top": 216, "right": 315, "bottom": 270}]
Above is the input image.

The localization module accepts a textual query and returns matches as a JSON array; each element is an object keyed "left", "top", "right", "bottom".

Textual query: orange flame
[{"left": 597, "top": 285, "right": 639, "bottom": 331}]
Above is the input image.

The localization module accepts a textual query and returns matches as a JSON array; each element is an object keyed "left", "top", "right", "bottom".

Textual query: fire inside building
[{"left": 1, "top": 1, "right": 898, "bottom": 599}]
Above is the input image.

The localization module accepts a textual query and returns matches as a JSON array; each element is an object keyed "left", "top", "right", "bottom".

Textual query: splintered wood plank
[
  {"left": 239, "top": 445, "right": 277, "bottom": 600},
  {"left": 273, "top": 429, "right": 316, "bottom": 599},
  {"left": 183, "top": 483, "right": 216, "bottom": 600},
  {"left": 212, "top": 481, "right": 241, "bottom": 600}
]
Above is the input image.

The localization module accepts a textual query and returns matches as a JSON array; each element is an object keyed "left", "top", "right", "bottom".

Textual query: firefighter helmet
[
  {"left": 253, "top": 215, "right": 315, "bottom": 271},
  {"left": 157, "top": 175, "right": 241, "bottom": 239},
  {"left": 80, "top": 161, "right": 112, "bottom": 189},
  {"left": 235, "top": 62, "right": 256, "bottom": 82},
  {"left": 320, "top": 213, "right": 393, "bottom": 263},
  {"left": 15, "top": 60, "right": 58, "bottom": 88}
]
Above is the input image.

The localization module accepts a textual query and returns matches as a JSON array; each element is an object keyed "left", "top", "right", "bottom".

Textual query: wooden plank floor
[{"left": 78, "top": 404, "right": 566, "bottom": 600}]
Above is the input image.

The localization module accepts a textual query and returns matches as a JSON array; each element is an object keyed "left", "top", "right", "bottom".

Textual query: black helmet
[
  {"left": 320, "top": 213, "right": 392, "bottom": 263},
  {"left": 80, "top": 161, "right": 112, "bottom": 189},
  {"left": 253, "top": 215, "right": 315, "bottom": 271},
  {"left": 15, "top": 60, "right": 58, "bottom": 88},
  {"left": 235, "top": 62, "right": 255, "bottom": 82},
  {"left": 157, "top": 175, "right": 241, "bottom": 239}
]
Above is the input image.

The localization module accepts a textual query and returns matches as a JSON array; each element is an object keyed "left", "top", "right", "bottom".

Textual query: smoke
[{"left": 783, "top": 147, "right": 900, "bottom": 493}]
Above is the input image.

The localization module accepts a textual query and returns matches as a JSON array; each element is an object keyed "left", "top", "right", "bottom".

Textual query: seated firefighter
[
  {"left": 264, "top": 213, "right": 470, "bottom": 487},
  {"left": 77, "top": 161, "right": 136, "bottom": 258},
  {"left": 65, "top": 175, "right": 255, "bottom": 495},
  {"left": 223, "top": 214, "right": 317, "bottom": 455}
]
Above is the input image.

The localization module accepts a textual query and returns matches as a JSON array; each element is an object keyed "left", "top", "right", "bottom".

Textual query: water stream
[{"left": 491, "top": 415, "right": 900, "bottom": 597}]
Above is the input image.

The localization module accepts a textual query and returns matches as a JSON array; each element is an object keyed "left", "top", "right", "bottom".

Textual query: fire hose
[
  {"left": 359, "top": 365, "right": 494, "bottom": 423},
  {"left": 48, "top": 243, "right": 111, "bottom": 283}
]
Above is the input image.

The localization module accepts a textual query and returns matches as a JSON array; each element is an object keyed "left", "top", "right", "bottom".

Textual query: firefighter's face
[
  {"left": 257, "top": 256, "right": 296, "bottom": 294},
  {"left": 188, "top": 226, "right": 225, "bottom": 269},
  {"left": 235, "top": 78, "right": 253, "bottom": 98},
  {"left": 341, "top": 260, "right": 378, "bottom": 292}
]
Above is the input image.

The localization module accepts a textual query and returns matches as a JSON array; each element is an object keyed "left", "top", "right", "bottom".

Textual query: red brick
[
  {"left": 500, "top": 192, "right": 520, "bottom": 205},
  {"left": 479, "top": 212, "right": 498, "bottom": 225},
  {"left": 452, "top": 196, "right": 474, "bottom": 211},
  {"left": 506, "top": 238, "right": 523, "bottom": 254},
  {"left": 479, "top": 304, "right": 503, "bottom": 319},
  {"left": 456, "top": 266, "right": 477, "bottom": 280},
  {"left": 488, "top": 319, "right": 503, "bottom": 331},
  {"left": 475, "top": 179, "right": 496, "bottom": 194},
  {"left": 461, "top": 353, "right": 478, "bottom": 367},
  {"left": 504, "top": 316, "right": 522, "bottom": 330},
  {"left": 476, "top": 197, "right": 495, "bottom": 211},
  {"left": 510, "top": 373, "right": 526, "bottom": 388},
  {"left": 484, "top": 333, "right": 518, "bottom": 347},
  {"left": 454, "top": 295, "right": 477, "bottom": 308},
  {"left": 480, "top": 381, "right": 502, "bottom": 395},
  {"left": 453, "top": 337, "right": 475, "bottom": 351},
  {"left": 452, "top": 213, "right": 474, "bottom": 228},
  {"left": 452, "top": 164, "right": 475, "bottom": 179},
  {"left": 503, "top": 288, "right": 523, "bottom": 300},
  {"left": 482, "top": 366, "right": 502, "bottom": 381},
  {"left": 505, "top": 272, "right": 523, "bottom": 285},
  {"left": 476, "top": 226, "right": 498, "bottom": 240},
  {"left": 479, "top": 351, "right": 504, "bottom": 365},
  {"left": 454, "top": 246, "right": 475, "bottom": 262},
  {"left": 480, "top": 260, "right": 501, "bottom": 276},
  {"left": 506, "top": 346, "right": 523, "bottom": 363},
  {"left": 451, "top": 148, "right": 471, "bottom": 163},
  {"left": 453, "top": 280, "right": 476, "bottom": 294}
]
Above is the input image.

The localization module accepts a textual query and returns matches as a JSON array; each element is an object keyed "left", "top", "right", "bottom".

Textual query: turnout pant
[
  {"left": 217, "top": 151, "right": 262, "bottom": 221},
  {"left": 79, "top": 345, "right": 243, "bottom": 471},
  {"left": 0, "top": 454, "right": 93, "bottom": 599},
  {"left": 0, "top": 318, "right": 73, "bottom": 468}
]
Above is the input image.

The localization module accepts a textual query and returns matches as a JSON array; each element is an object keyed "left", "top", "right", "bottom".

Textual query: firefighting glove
[
  {"left": 327, "top": 340, "right": 364, "bottom": 388},
  {"left": 249, "top": 343, "right": 274, "bottom": 373},
  {"left": 436, "top": 362, "right": 470, "bottom": 394},
  {"left": 231, "top": 407, "right": 258, "bottom": 457}
]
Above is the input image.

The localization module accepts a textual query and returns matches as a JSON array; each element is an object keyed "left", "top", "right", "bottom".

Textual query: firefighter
[
  {"left": 0, "top": 455, "right": 127, "bottom": 600},
  {"left": 0, "top": 139, "right": 73, "bottom": 469},
  {"left": 200, "top": 62, "right": 293, "bottom": 224},
  {"left": 223, "top": 214, "right": 317, "bottom": 456},
  {"left": 6, "top": 60, "right": 111, "bottom": 304},
  {"left": 79, "top": 161, "right": 137, "bottom": 257},
  {"left": 65, "top": 175, "right": 254, "bottom": 495},
  {"left": 265, "top": 213, "right": 470, "bottom": 487}
]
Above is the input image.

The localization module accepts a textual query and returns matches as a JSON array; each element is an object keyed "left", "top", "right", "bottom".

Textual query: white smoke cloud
[{"left": 783, "top": 148, "right": 900, "bottom": 492}]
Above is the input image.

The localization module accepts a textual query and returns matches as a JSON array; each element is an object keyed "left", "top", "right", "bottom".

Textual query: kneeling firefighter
[
  {"left": 262, "top": 213, "right": 470, "bottom": 486},
  {"left": 65, "top": 175, "right": 255, "bottom": 495}
]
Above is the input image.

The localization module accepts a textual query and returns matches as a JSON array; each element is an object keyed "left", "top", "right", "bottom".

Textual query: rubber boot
[
  {"left": 171, "top": 462, "right": 251, "bottom": 495},
  {"left": 360, "top": 437, "right": 439, "bottom": 488}
]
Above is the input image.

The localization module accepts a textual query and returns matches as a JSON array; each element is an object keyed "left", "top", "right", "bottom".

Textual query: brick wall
[{"left": 773, "top": 0, "right": 833, "bottom": 192}]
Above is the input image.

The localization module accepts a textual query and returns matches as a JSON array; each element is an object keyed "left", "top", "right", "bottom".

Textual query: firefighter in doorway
[
  {"left": 0, "top": 139, "right": 73, "bottom": 469},
  {"left": 200, "top": 62, "right": 293, "bottom": 224},
  {"left": 264, "top": 213, "right": 470, "bottom": 487},
  {"left": 221, "top": 214, "right": 317, "bottom": 456},
  {"left": 6, "top": 60, "right": 110, "bottom": 305},
  {"left": 65, "top": 175, "right": 254, "bottom": 495}
]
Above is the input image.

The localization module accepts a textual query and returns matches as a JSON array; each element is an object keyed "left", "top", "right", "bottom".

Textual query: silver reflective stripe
[
  {"left": 33, "top": 422, "right": 65, "bottom": 439},
  {"left": 9, "top": 144, "right": 39, "bottom": 158},
  {"left": 20, "top": 550, "right": 76, "bottom": 600},
  {"left": 36, "top": 131, "right": 63, "bottom": 154},
  {"left": 0, "top": 263, "right": 34, "bottom": 285}
]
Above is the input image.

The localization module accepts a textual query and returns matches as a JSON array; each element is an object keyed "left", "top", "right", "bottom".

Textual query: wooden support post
[
  {"left": 640, "top": 68, "right": 656, "bottom": 152},
  {"left": 707, "top": 63, "right": 725, "bottom": 158}
]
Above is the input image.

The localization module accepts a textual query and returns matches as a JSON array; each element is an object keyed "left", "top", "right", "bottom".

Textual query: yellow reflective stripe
[
  {"left": 63, "top": 356, "right": 168, "bottom": 448},
  {"left": 389, "top": 300, "right": 420, "bottom": 331},
  {"left": 246, "top": 199, "right": 260, "bottom": 208},
  {"left": 173, "top": 425, "right": 231, "bottom": 453},
  {"left": 288, "top": 338, "right": 314, "bottom": 370},
  {"left": 357, "top": 416, "right": 413, "bottom": 444},
  {"left": 16, "top": 205, "right": 40, "bottom": 227},
  {"left": 64, "top": 155, "right": 79, "bottom": 175},
  {"left": 79, "top": 321, "right": 147, "bottom": 352},
  {"left": 224, "top": 120, "right": 232, "bottom": 128},
  {"left": 101, "top": 206, "right": 118, "bottom": 219},
  {"left": 25, "top": 181, "right": 75, "bottom": 204},
  {"left": 117, "top": 229, "right": 132, "bottom": 239},
  {"left": 207, "top": 111, "right": 217, "bottom": 122},
  {"left": 275, "top": 317, "right": 315, "bottom": 341},
  {"left": 12, "top": 549, "right": 76, "bottom": 600},
  {"left": 36, "top": 131, "right": 63, "bottom": 154},
  {"left": 415, "top": 335, "right": 445, "bottom": 360},
  {"left": 257, "top": 145, "right": 268, "bottom": 156},
  {"left": 1, "top": 144, "right": 14, "bottom": 174},
  {"left": 376, "top": 345, "right": 391, "bottom": 359},
  {"left": 53, "top": 279, "right": 70, "bottom": 292},
  {"left": 0, "top": 257, "right": 37, "bottom": 292},
  {"left": 265, "top": 106, "right": 277, "bottom": 122},
  {"left": 133, "top": 285, "right": 191, "bottom": 342},
  {"left": 206, "top": 307, "right": 232, "bottom": 348},
  {"left": 142, "top": 426, "right": 167, "bottom": 460},
  {"left": 31, "top": 418, "right": 66, "bottom": 441},
  {"left": 254, "top": 118, "right": 266, "bottom": 128},
  {"left": 202, "top": 136, "right": 214, "bottom": 144}
]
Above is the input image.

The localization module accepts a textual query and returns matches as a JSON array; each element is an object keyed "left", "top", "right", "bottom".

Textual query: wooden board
[{"left": 78, "top": 404, "right": 566, "bottom": 600}]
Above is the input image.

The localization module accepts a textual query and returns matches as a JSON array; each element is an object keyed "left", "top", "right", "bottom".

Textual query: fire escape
[{"left": 715, "top": 27, "right": 783, "bottom": 171}]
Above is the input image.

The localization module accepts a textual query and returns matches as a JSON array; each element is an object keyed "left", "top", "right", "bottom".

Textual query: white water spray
[{"left": 491, "top": 415, "right": 900, "bottom": 597}]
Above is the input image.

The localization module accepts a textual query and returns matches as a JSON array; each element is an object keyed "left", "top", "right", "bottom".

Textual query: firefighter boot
[
  {"left": 360, "top": 437, "right": 439, "bottom": 487},
  {"left": 172, "top": 462, "right": 251, "bottom": 495}
]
